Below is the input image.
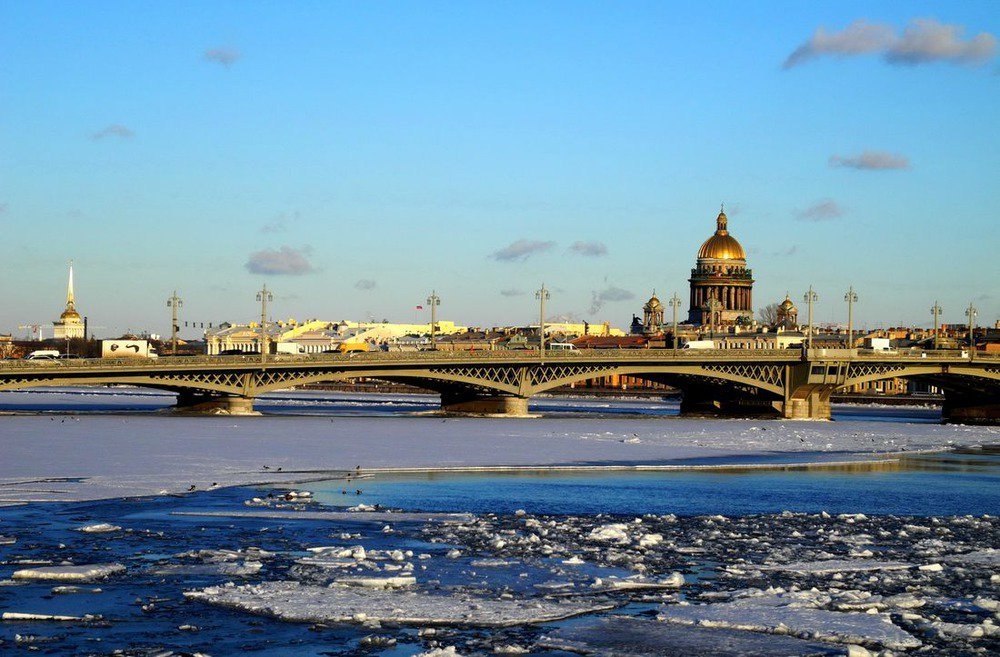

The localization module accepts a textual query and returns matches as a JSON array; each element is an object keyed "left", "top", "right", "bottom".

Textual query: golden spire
[
  {"left": 66, "top": 260, "right": 76, "bottom": 310},
  {"left": 716, "top": 204, "right": 728, "bottom": 234}
]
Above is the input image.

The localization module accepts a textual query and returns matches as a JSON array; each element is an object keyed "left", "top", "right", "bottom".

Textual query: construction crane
[{"left": 18, "top": 324, "right": 53, "bottom": 340}]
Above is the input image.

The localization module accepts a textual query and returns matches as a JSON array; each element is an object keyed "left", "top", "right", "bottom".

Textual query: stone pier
[
  {"left": 440, "top": 391, "right": 530, "bottom": 416},
  {"left": 174, "top": 392, "right": 259, "bottom": 416}
]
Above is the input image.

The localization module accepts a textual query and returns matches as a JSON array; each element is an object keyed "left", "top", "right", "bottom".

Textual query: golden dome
[
  {"left": 697, "top": 209, "right": 746, "bottom": 261},
  {"left": 779, "top": 295, "right": 796, "bottom": 311},
  {"left": 644, "top": 291, "right": 662, "bottom": 310},
  {"left": 60, "top": 308, "right": 82, "bottom": 322}
]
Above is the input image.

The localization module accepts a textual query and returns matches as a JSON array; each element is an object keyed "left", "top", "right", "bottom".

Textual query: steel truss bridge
[{"left": 1, "top": 350, "right": 998, "bottom": 423}]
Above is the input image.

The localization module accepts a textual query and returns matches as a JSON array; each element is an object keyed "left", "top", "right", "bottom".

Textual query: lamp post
[
  {"left": 426, "top": 290, "right": 440, "bottom": 350},
  {"left": 702, "top": 297, "right": 721, "bottom": 340},
  {"left": 966, "top": 303, "right": 977, "bottom": 360},
  {"left": 535, "top": 284, "right": 550, "bottom": 359},
  {"left": 803, "top": 286, "right": 818, "bottom": 350},
  {"left": 256, "top": 285, "right": 273, "bottom": 365},
  {"left": 930, "top": 302, "right": 942, "bottom": 351},
  {"left": 167, "top": 291, "right": 183, "bottom": 356},
  {"left": 843, "top": 286, "right": 857, "bottom": 350},
  {"left": 668, "top": 292, "right": 682, "bottom": 355}
]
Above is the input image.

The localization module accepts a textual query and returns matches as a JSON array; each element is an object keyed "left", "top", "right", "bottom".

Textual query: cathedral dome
[
  {"left": 697, "top": 210, "right": 746, "bottom": 261},
  {"left": 779, "top": 295, "right": 796, "bottom": 311},
  {"left": 60, "top": 308, "right": 82, "bottom": 322},
  {"left": 643, "top": 292, "right": 662, "bottom": 311}
]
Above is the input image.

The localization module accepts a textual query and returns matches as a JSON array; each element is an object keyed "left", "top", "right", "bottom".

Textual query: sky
[{"left": 1, "top": 1, "right": 998, "bottom": 338}]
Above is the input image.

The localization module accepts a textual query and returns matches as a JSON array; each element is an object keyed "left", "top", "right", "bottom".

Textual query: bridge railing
[
  {"left": 2, "top": 348, "right": 994, "bottom": 373},
  {"left": 0, "top": 348, "right": 803, "bottom": 371}
]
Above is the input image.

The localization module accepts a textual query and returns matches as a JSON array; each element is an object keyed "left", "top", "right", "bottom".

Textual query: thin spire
[{"left": 66, "top": 260, "right": 76, "bottom": 309}]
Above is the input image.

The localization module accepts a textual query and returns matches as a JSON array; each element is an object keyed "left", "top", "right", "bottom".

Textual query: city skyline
[{"left": 2, "top": 2, "right": 998, "bottom": 335}]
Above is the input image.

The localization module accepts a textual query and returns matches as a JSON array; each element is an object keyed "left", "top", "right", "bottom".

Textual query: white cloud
[
  {"left": 785, "top": 18, "right": 996, "bottom": 68},
  {"left": 829, "top": 151, "right": 910, "bottom": 170},
  {"left": 355, "top": 279, "right": 376, "bottom": 291},
  {"left": 568, "top": 241, "right": 608, "bottom": 257},
  {"left": 205, "top": 48, "right": 241, "bottom": 67},
  {"left": 500, "top": 288, "right": 525, "bottom": 297},
  {"left": 91, "top": 124, "right": 134, "bottom": 140},
  {"left": 589, "top": 286, "right": 635, "bottom": 315},
  {"left": 796, "top": 199, "right": 844, "bottom": 221},
  {"left": 245, "top": 246, "right": 315, "bottom": 275},
  {"left": 490, "top": 239, "right": 555, "bottom": 262}
]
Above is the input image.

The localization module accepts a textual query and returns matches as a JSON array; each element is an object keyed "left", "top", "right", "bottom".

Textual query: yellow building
[{"left": 53, "top": 263, "right": 85, "bottom": 340}]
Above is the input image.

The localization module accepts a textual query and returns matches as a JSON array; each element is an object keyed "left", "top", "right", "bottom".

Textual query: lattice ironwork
[
  {"left": 845, "top": 364, "right": 905, "bottom": 381},
  {"left": 253, "top": 369, "right": 321, "bottom": 389},
  {"left": 149, "top": 372, "right": 246, "bottom": 389},
  {"left": 528, "top": 364, "right": 613, "bottom": 387},
  {"left": 429, "top": 366, "right": 522, "bottom": 388},
  {"left": 703, "top": 363, "right": 785, "bottom": 388}
]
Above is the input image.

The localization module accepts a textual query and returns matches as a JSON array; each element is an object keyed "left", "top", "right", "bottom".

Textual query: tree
[{"left": 758, "top": 302, "right": 781, "bottom": 327}]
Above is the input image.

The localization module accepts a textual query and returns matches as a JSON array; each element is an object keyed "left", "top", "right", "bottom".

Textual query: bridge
[{"left": 1, "top": 350, "right": 998, "bottom": 423}]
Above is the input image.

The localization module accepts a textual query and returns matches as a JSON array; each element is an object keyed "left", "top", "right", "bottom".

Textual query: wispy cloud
[
  {"left": 500, "top": 288, "right": 525, "bottom": 297},
  {"left": 829, "top": 151, "right": 909, "bottom": 170},
  {"left": 589, "top": 286, "right": 635, "bottom": 315},
  {"left": 887, "top": 19, "right": 997, "bottom": 65},
  {"left": 785, "top": 18, "right": 996, "bottom": 69},
  {"left": 490, "top": 239, "right": 555, "bottom": 262},
  {"left": 355, "top": 279, "right": 376, "bottom": 291},
  {"left": 244, "top": 246, "right": 315, "bottom": 275},
  {"left": 91, "top": 124, "right": 134, "bottom": 140},
  {"left": 568, "top": 241, "right": 608, "bottom": 257},
  {"left": 773, "top": 245, "right": 799, "bottom": 257},
  {"left": 205, "top": 47, "right": 241, "bottom": 67},
  {"left": 260, "top": 211, "right": 299, "bottom": 234},
  {"left": 796, "top": 199, "right": 844, "bottom": 221}
]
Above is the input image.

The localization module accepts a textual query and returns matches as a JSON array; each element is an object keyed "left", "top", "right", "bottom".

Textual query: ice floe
[
  {"left": 186, "top": 581, "right": 616, "bottom": 627},
  {"left": 658, "top": 591, "right": 921, "bottom": 650},
  {"left": 11, "top": 563, "right": 125, "bottom": 582}
]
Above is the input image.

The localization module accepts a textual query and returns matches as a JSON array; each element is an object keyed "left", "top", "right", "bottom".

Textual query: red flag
[{"left": 415, "top": 305, "right": 423, "bottom": 310}]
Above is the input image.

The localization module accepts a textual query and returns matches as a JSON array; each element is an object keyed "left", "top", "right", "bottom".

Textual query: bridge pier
[
  {"left": 440, "top": 392, "right": 530, "bottom": 416},
  {"left": 942, "top": 391, "right": 1000, "bottom": 426},
  {"left": 174, "top": 392, "right": 259, "bottom": 416},
  {"left": 782, "top": 386, "right": 834, "bottom": 421}
]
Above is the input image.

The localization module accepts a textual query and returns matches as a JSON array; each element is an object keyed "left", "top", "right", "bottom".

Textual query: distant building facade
[
  {"left": 688, "top": 208, "right": 754, "bottom": 326},
  {"left": 53, "top": 263, "right": 85, "bottom": 340}
]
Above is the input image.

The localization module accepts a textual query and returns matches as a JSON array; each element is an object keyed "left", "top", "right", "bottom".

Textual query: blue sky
[{"left": 2, "top": 1, "right": 997, "bottom": 337}]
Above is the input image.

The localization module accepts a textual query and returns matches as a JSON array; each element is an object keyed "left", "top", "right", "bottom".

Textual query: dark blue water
[{"left": 311, "top": 451, "right": 1000, "bottom": 517}]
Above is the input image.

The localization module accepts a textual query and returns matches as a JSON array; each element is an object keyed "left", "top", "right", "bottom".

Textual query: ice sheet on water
[
  {"left": 172, "top": 510, "right": 474, "bottom": 524},
  {"left": 76, "top": 523, "right": 121, "bottom": 533},
  {"left": 755, "top": 559, "right": 914, "bottom": 574},
  {"left": 186, "top": 580, "right": 616, "bottom": 627},
  {"left": 539, "top": 615, "right": 846, "bottom": 656},
  {"left": 658, "top": 593, "right": 921, "bottom": 650},
  {"left": 11, "top": 563, "right": 125, "bottom": 582}
]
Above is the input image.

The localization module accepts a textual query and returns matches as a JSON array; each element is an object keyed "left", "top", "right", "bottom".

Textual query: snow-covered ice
[
  {"left": 185, "top": 581, "right": 616, "bottom": 627},
  {"left": 11, "top": 564, "right": 126, "bottom": 582},
  {"left": 0, "top": 391, "right": 995, "bottom": 502},
  {"left": 658, "top": 592, "right": 922, "bottom": 650}
]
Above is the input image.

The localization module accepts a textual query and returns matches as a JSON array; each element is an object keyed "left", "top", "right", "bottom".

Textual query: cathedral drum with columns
[{"left": 688, "top": 207, "right": 754, "bottom": 326}]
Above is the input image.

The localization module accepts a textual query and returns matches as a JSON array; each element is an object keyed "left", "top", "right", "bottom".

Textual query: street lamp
[
  {"left": 535, "top": 284, "right": 550, "bottom": 359},
  {"left": 426, "top": 290, "right": 440, "bottom": 350},
  {"left": 702, "top": 297, "right": 722, "bottom": 340},
  {"left": 668, "top": 292, "right": 682, "bottom": 355},
  {"left": 256, "top": 285, "right": 273, "bottom": 365},
  {"left": 843, "top": 286, "right": 857, "bottom": 350},
  {"left": 966, "top": 303, "right": 977, "bottom": 360},
  {"left": 930, "top": 302, "right": 942, "bottom": 350},
  {"left": 803, "top": 286, "right": 818, "bottom": 350},
  {"left": 167, "top": 291, "right": 183, "bottom": 356}
]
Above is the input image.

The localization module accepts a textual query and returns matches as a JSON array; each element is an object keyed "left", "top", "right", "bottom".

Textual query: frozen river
[{"left": 0, "top": 388, "right": 998, "bottom": 655}]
